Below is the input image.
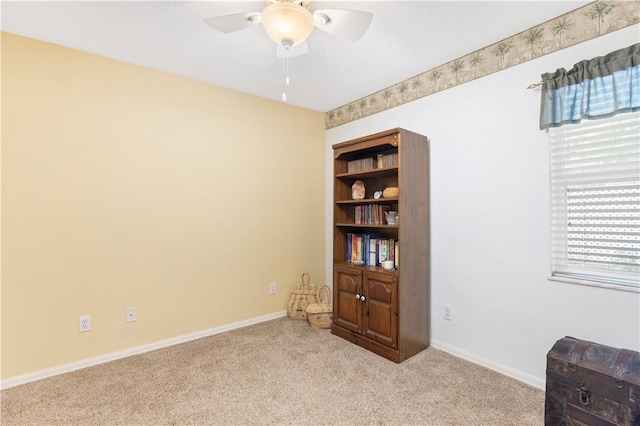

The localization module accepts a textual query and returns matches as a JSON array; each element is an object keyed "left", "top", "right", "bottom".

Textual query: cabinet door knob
[
  {"left": 360, "top": 296, "right": 366, "bottom": 302},
  {"left": 356, "top": 294, "right": 361, "bottom": 300}
]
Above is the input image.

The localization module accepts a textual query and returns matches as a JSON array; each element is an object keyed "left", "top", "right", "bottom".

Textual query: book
[
  {"left": 347, "top": 157, "right": 374, "bottom": 173},
  {"left": 354, "top": 204, "right": 394, "bottom": 225},
  {"left": 363, "top": 234, "right": 369, "bottom": 265},
  {"left": 368, "top": 238, "right": 377, "bottom": 266},
  {"left": 379, "top": 239, "right": 388, "bottom": 262},
  {"left": 358, "top": 235, "right": 365, "bottom": 263},
  {"left": 346, "top": 233, "right": 391, "bottom": 266}
]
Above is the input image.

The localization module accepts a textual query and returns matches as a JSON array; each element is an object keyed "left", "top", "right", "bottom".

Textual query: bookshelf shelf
[
  {"left": 335, "top": 223, "right": 397, "bottom": 229},
  {"left": 333, "top": 261, "right": 399, "bottom": 275},
  {"left": 335, "top": 166, "right": 398, "bottom": 179},
  {"left": 336, "top": 197, "right": 399, "bottom": 205},
  {"left": 331, "top": 128, "right": 430, "bottom": 363}
]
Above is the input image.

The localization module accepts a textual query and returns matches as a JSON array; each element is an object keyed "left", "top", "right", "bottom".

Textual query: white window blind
[{"left": 549, "top": 112, "right": 640, "bottom": 290}]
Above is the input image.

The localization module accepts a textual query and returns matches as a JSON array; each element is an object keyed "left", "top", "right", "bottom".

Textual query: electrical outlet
[
  {"left": 443, "top": 304, "right": 453, "bottom": 321},
  {"left": 79, "top": 315, "right": 91, "bottom": 332},
  {"left": 126, "top": 307, "right": 137, "bottom": 323},
  {"left": 269, "top": 282, "right": 276, "bottom": 295}
]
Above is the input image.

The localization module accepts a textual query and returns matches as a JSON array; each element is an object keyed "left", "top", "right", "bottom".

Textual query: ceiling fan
[{"left": 204, "top": 0, "right": 373, "bottom": 59}]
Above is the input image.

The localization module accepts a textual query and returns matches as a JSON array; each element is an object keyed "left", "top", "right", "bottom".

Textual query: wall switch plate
[
  {"left": 269, "top": 282, "right": 276, "bottom": 295},
  {"left": 79, "top": 315, "right": 91, "bottom": 332},
  {"left": 443, "top": 304, "right": 453, "bottom": 321},
  {"left": 126, "top": 307, "right": 137, "bottom": 323}
]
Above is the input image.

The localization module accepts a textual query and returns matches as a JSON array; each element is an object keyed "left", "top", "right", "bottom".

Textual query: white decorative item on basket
[
  {"left": 305, "top": 285, "right": 333, "bottom": 329},
  {"left": 287, "top": 273, "right": 318, "bottom": 320}
]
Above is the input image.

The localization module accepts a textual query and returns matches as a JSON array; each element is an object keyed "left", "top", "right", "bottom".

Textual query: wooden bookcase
[{"left": 331, "top": 128, "right": 430, "bottom": 363}]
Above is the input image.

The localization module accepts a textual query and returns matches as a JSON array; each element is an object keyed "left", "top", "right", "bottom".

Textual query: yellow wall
[{"left": 1, "top": 32, "right": 326, "bottom": 379}]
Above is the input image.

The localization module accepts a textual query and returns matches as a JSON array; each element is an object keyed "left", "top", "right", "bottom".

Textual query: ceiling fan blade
[
  {"left": 313, "top": 9, "right": 373, "bottom": 42},
  {"left": 277, "top": 41, "right": 309, "bottom": 59},
  {"left": 204, "top": 12, "right": 261, "bottom": 34}
]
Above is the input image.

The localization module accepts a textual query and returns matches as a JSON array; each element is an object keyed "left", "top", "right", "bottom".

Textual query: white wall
[{"left": 325, "top": 25, "right": 640, "bottom": 389}]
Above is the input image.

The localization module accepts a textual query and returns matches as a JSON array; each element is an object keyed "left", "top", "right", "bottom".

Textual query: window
[{"left": 549, "top": 112, "right": 639, "bottom": 291}]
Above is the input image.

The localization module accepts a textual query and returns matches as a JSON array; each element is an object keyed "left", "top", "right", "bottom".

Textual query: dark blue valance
[{"left": 540, "top": 43, "right": 640, "bottom": 130}]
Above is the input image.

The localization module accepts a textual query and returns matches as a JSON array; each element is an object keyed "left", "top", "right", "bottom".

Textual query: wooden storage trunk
[{"left": 545, "top": 336, "right": 640, "bottom": 426}]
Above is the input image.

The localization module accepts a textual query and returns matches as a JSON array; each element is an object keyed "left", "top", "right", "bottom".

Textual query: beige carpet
[{"left": 1, "top": 317, "right": 544, "bottom": 425}]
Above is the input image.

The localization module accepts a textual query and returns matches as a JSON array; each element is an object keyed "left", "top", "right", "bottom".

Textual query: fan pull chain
[{"left": 282, "top": 58, "right": 289, "bottom": 103}]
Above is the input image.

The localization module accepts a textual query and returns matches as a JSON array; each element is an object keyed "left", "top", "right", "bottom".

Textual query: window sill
[{"left": 548, "top": 276, "right": 640, "bottom": 294}]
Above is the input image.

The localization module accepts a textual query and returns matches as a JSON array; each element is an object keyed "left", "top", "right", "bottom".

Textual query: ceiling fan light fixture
[{"left": 261, "top": 2, "right": 314, "bottom": 48}]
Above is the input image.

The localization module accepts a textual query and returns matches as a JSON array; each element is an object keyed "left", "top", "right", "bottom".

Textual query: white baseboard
[
  {"left": 1, "top": 310, "right": 288, "bottom": 390},
  {"left": 430, "top": 339, "right": 545, "bottom": 390}
]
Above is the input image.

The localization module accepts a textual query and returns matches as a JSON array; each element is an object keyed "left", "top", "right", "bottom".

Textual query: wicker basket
[
  {"left": 287, "top": 273, "right": 318, "bottom": 320},
  {"left": 305, "top": 285, "right": 333, "bottom": 329}
]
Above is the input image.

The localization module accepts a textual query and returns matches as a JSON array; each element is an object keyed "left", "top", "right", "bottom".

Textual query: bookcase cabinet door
[
  {"left": 333, "top": 265, "right": 362, "bottom": 333},
  {"left": 362, "top": 271, "right": 398, "bottom": 349}
]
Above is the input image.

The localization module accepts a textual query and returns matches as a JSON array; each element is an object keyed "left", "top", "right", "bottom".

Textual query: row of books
[
  {"left": 347, "top": 152, "right": 399, "bottom": 173},
  {"left": 347, "top": 233, "right": 399, "bottom": 268},
  {"left": 355, "top": 204, "right": 393, "bottom": 225},
  {"left": 378, "top": 152, "right": 398, "bottom": 168},
  {"left": 347, "top": 157, "right": 374, "bottom": 173}
]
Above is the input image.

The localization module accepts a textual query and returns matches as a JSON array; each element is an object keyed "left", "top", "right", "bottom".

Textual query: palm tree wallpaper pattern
[{"left": 325, "top": 0, "right": 640, "bottom": 129}]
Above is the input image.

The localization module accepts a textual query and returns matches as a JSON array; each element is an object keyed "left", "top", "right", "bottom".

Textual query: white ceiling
[{"left": 1, "top": 0, "right": 591, "bottom": 112}]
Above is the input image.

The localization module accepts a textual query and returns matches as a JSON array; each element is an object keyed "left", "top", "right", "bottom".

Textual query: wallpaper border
[{"left": 325, "top": 0, "right": 640, "bottom": 129}]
